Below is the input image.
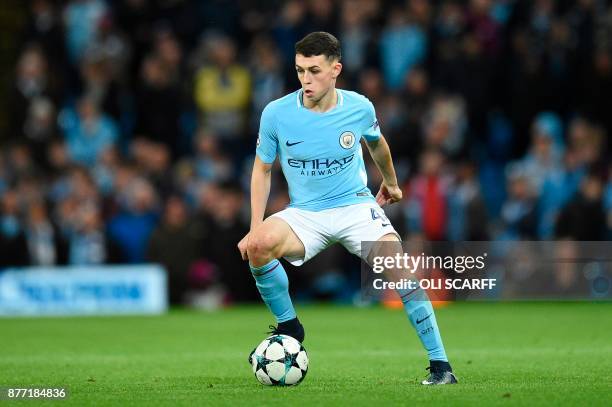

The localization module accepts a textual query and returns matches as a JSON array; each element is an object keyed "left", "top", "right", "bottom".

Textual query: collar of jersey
[{"left": 297, "top": 88, "right": 344, "bottom": 113}]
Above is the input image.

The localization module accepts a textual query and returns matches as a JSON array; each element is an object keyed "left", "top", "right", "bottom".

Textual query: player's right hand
[{"left": 237, "top": 233, "right": 250, "bottom": 261}]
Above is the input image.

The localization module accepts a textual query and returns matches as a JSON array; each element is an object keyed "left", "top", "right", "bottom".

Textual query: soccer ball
[{"left": 249, "top": 334, "right": 308, "bottom": 386}]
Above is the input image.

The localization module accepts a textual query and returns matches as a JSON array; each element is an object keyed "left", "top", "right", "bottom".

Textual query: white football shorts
[{"left": 270, "top": 202, "right": 400, "bottom": 266}]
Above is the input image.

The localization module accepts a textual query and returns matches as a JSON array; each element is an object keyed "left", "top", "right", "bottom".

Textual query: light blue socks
[
  {"left": 250, "top": 259, "right": 447, "bottom": 361},
  {"left": 396, "top": 287, "right": 448, "bottom": 361},
  {"left": 250, "top": 259, "right": 296, "bottom": 323}
]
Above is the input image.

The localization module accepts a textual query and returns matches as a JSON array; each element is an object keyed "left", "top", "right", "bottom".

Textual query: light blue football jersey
[{"left": 256, "top": 88, "right": 382, "bottom": 211}]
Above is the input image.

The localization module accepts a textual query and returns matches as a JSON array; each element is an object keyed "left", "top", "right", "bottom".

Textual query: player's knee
[
  {"left": 368, "top": 234, "right": 402, "bottom": 265},
  {"left": 247, "top": 231, "right": 280, "bottom": 261}
]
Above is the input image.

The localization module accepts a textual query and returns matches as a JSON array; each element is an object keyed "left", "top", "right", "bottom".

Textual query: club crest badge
[{"left": 339, "top": 131, "right": 355, "bottom": 149}]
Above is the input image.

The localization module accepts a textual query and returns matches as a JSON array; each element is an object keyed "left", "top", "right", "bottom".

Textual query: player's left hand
[{"left": 376, "top": 183, "right": 402, "bottom": 207}]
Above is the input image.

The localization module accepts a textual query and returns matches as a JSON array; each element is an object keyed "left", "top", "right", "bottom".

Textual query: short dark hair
[{"left": 295, "top": 32, "right": 341, "bottom": 61}]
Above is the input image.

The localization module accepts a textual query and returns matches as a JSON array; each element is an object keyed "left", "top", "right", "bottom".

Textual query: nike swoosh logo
[
  {"left": 286, "top": 140, "right": 304, "bottom": 147},
  {"left": 381, "top": 223, "right": 391, "bottom": 227},
  {"left": 416, "top": 314, "right": 432, "bottom": 324}
]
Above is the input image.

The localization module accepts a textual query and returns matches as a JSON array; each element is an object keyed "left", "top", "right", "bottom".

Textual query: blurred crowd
[{"left": 1, "top": 0, "right": 611, "bottom": 304}]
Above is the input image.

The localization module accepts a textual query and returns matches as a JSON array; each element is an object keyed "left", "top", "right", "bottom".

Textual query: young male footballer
[{"left": 238, "top": 32, "right": 457, "bottom": 385}]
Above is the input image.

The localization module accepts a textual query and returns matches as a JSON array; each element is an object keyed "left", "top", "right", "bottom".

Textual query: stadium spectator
[
  {"left": 392, "top": 67, "right": 429, "bottom": 164},
  {"left": 422, "top": 93, "right": 467, "bottom": 157},
  {"left": 9, "top": 45, "right": 59, "bottom": 143},
  {"left": 68, "top": 202, "right": 120, "bottom": 265},
  {"left": 193, "top": 34, "right": 251, "bottom": 141},
  {"left": 78, "top": 52, "right": 124, "bottom": 122},
  {"left": 63, "top": 0, "right": 108, "bottom": 64},
  {"left": 0, "top": 190, "right": 29, "bottom": 267},
  {"left": 24, "top": 0, "right": 66, "bottom": 66},
  {"left": 447, "top": 160, "right": 488, "bottom": 241},
  {"left": 22, "top": 96, "right": 59, "bottom": 167},
  {"left": 273, "top": 0, "right": 309, "bottom": 73},
  {"left": 107, "top": 177, "right": 159, "bottom": 263},
  {"left": 203, "top": 181, "right": 253, "bottom": 302},
  {"left": 248, "top": 36, "right": 285, "bottom": 131},
  {"left": 114, "top": 0, "right": 156, "bottom": 81},
  {"left": 134, "top": 51, "right": 183, "bottom": 157},
  {"left": 519, "top": 111, "right": 565, "bottom": 193},
  {"left": 556, "top": 172, "right": 607, "bottom": 241},
  {"left": 537, "top": 148, "right": 585, "bottom": 239},
  {"left": 189, "top": 129, "right": 233, "bottom": 184},
  {"left": 59, "top": 96, "right": 119, "bottom": 165},
  {"left": 380, "top": 6, "right": 427, "bottom": 90},
  {"left": 404, "top": 148, "right": 450, "bottom": 240},
  {"left": 129, "top": 139, "right": 174, "bottom": 199},
  {"left": 24, "top": 200, "right": 67, "bottom": 266},
  {"left": 147, "top": 195, "right": 208, "bottom": 304},
  {"left": 499, "top": 165, "right": 538, "bottom": 240},
  {"left": 46, "top": 139, "right": 71, "bottom": 177},
  {"left": 338, "top": 0, "right": 372, "bottom": 81},
  {"left": 6, "top": 144, "right": 38, "bottom": 182},
  {"left": 91, "top": 146, "right": 119, "bottom": 197}
]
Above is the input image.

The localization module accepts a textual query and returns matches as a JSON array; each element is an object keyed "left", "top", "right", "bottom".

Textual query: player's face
[{"left": 295, "top": 54, "right": 342, "bottom": 101}]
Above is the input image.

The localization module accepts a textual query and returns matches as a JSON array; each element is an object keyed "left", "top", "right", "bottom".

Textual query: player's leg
[
  {"left": 369, "top": 233, "right": 457, "bottom": 385},
  {"left": 248, "top": 216, "right": 305, "bottom": 266},
  {"left": 336, "top": 203, "right": 456, "bottom": 384},
  {"left": 247, "top": 216, "right": 306, "bottom": 341}
]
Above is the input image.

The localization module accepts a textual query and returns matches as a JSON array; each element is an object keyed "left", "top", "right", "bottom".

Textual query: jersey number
[{"left": 371, "top": 208, "right": 390, "bottom": 225}]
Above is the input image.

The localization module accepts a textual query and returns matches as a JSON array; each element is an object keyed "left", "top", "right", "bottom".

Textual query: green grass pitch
[{"left": 1, "top": 302, "right": 611, "bottom": 406}]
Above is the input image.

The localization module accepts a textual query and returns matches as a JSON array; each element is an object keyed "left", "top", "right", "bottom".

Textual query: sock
[
  {"left": 396, "top": 287, "right": 448, "bottom": 362},
  {"left": 250, "top": 259, "right": 296, "bottom": 323}
]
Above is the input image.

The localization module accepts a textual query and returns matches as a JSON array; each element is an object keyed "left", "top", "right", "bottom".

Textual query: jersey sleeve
[
  {"left": 361, "top": 99, "right": 382, "bottom": 142},
  {"left": 255, "top": 104, "right": 278, "bottom": 164}
]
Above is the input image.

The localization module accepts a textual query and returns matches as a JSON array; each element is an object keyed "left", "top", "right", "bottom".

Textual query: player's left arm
[{"left": 365, "top": 135, "right": 403, "bottom": 207}]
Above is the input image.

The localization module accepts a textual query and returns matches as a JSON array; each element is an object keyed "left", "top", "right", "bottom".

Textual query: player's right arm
[
  {"left": 249, "top": 156, "right": 273, "bottom": 230},
  {"left": 238, "top": 103, "right": 278, "bottom": 260},
  {"left": 238, "top": 156, "right": 272, "bottom": 260}
]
